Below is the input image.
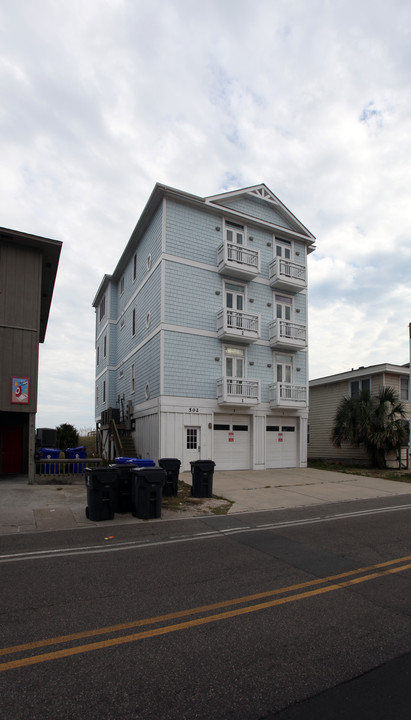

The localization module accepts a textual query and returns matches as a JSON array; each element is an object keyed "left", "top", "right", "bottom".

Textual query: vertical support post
[
  {"left": 409, "top": 323, "right": 411, "bottom": 469},
  {"left": 28, "top": 413, "right": 36, "bottom": 484}
]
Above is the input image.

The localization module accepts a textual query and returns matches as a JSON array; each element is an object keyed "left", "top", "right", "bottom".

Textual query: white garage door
[
  {"left": 266, "top": 418, "right": 297, "bottom": 468},
  {"left": 213, "top": 414, "right": 250, "bottom": 471}
]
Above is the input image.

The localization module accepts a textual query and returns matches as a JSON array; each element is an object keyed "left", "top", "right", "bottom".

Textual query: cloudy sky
[{"left": 1, "top": 0, "right": 410, "bottom": 431}]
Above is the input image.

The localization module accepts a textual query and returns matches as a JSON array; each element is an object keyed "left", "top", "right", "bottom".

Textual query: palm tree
[{"left": 331, "top": 387, "right": 408, "bottom": 468}]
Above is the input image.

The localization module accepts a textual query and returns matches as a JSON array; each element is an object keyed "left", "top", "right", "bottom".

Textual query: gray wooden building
[{"left": 0, "top": 227, "right": 61, "bottom": 481}]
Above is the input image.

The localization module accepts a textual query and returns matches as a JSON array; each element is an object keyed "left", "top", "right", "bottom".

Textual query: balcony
[
  {"left": 217, "top": 377, "right": 260, "bottom": 406},
  {"left": 217, "top": 242, "right": 260, "bottom": 280},
  {"left": 268, "top": 319, "right": 307, "bottom": 351},
  {"left": 268, "top": 382, "right": 307, "bottom": 409},
  {"left": 268, "top": 257, "right": 306, "bottom": 292},
  {"left": 217, "top": 309, "right": 260, "bottom": 344}
]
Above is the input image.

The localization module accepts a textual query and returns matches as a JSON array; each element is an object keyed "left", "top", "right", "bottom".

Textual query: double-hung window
[
  {"left": 400, "top": 377, "right": 409, "bottom": 401},
  {"left": 350, "top": 378, "right": 370, "bottom": 398}
]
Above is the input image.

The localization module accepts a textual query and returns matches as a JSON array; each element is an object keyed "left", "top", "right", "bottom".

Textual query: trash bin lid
[
  {"left": 114, "top": 456, "right": 141, "bottom": 464},
  {"left": 190, "top": 460, "right": 215, "bottom": 469},
  {"left": 130, "top": 468, "right": 165, "bottom": 484},
  {"left": 158, "top": 458, "right": 181, "bottom": 470},
  {"left": 40, "top": 448, "right": 61, "bottom": 458}
]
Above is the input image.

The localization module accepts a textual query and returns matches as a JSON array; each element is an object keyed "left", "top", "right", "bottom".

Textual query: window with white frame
[
  {"left": 276, "top": 238, "right": 291, "bottom": 259},
  {"left": 275, "top": 294, "right": 292, "bottom": 336},
  {"left": 225, "top": 281, "right": 245, "bottom": 329},
  {"left": 225, "top": 220, "right": 245, "bottom": 263},
  {"left": 225, "top": 220, "right": 244, "bottom": 244},
  {"left": 103, "top": 380, "right": 106, "bottom": 403},
  {"left": 97, "top": 346, "right": 100, "bottom": 366},
  {"left": 186, "top": 428, "right": 198, "bottom": 449},
  {"left": 103, "top": 335, "right": 107, "bottom": 358},
  {"left": 120, "top": 276, "right": 124, "bottom": 295},
  {"left": 132, "top": 309, "right": 136, "bottom": 336},
  {"left": 133, "top": 253, "right": 137, "bottom": 281},
  {"left": 275, "top": 353, "right": 293, "bottom": 400},
  {"left": 225, "top": 346, "right": 245, "bottom": 380},
  {"left": 400, "top": 377, "right": 409, "bottom": 401},
  {"left": 131, "top": 363, "right": 135, "bottom": 393},
  {"left": 276, "top": 353, "right": 292, "bottom": 384},
  {"left": 350, "top": 378, "right": 370, "bottom": 398}
]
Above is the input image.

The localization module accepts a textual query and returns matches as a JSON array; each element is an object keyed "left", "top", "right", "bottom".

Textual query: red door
[{"left": 1, "top": 427, "right": 23, "bottom": 473}]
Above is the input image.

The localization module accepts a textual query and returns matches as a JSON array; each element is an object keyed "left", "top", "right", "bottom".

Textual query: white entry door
[{"left": 184, "top": 426, "right": 201, "bottom": 470}]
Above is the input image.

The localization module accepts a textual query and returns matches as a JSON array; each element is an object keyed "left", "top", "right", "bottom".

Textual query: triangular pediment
[{"left": 205, "top": 183, "right": 315, "bottom": 240}]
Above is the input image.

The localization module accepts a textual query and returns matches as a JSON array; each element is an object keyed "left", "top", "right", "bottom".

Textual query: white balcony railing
[
  {"left": 268, "top": 319, "right": 307, "bottom": 351},
  {"left": 217, "top": 242, "right": 260, "bottom": 280},
  {"left": 268, "top": 257, "right": 306, "bottom": 292},
  {"left": 268, "top": 382, "right": 307, "bottom": 408},
  {"left": 217, "top": 377, "right": 260, "bottom": 406},
  {"left": 217, "top": 308, "right": 260, "bottom": 344}
]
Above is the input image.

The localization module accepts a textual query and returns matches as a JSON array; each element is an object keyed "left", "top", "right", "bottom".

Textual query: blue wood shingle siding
[
  {"left": 165, "top": 261, "right": 220, "bottom": 331},
  {"left": 165, "top": 200, "right": 219, "bottom": 265},
  {"left": 217, "top": 196, "right": 295, "bottom": 229},
  {"left": 163, "top": 331, "right": 222, "bottom": 398}
]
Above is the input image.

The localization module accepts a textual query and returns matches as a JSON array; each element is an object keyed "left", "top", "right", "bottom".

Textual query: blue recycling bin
[
  {"left": 40, "top": 447, "right": 61, "bottom": 474},
  {"left": 114, "top": 457, "right": 156, "bottom": 467},
  {"left": 65, "top": 446, "right": 87, "bottom": 473}
]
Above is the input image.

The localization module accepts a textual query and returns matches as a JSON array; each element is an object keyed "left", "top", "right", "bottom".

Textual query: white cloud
[{"left": 1, "top": 0, "right": 411, "bottom": 427}]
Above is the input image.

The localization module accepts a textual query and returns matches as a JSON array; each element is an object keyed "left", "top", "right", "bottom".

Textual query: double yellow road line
[{"left": 2, "top": 554, "right": 411, "bottom": 673}]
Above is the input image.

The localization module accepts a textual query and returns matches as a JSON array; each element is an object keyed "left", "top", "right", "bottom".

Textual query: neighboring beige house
[{"left": 308, "top": 363, "right": 410, "bottom": 467}]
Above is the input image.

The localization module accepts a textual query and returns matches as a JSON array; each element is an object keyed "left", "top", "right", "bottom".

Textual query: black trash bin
[
  {"left": 190, "top": 460, "right": 215, "bottom": 498},
  {"left": 110, "top": 462, "right": 139, "bottom": 513},
  {"left": 85, "top": 467, "right": 118, "bottom": 521},
  {"left": 158, "top": 458, "right": 181, "bottom": 497},
  {"left": 131, "top": 467, "right": 165, "bottom": 519}
]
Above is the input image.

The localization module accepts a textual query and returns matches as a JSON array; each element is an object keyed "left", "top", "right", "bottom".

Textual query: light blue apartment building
[{"left": 93, "top": 183, "right": 316, "bottom": 471}]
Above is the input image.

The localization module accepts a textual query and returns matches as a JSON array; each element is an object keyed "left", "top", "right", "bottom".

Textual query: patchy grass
[
  {"left": 210, "top": 501, "right": 234, "bottom": 515},
  {"left": 308, "top": 460, "right": 411, "bottom": 483},
  {"left": 161, "top": 479, "right": 232, "bottom": 514}
]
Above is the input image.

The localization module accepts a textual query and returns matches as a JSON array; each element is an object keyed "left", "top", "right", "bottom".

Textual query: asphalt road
[{"left": 1, "top": 496, "right": 411, "bottom": 719}]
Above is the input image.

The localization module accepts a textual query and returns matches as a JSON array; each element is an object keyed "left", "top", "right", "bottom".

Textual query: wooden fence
[{"left": 35, "top": 458, "right": 104, "bottom": 483}]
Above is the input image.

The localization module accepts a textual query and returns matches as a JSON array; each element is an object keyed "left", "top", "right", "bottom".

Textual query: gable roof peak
[{"left": 205, "top": 183, "right": 279, "bottom": 206}]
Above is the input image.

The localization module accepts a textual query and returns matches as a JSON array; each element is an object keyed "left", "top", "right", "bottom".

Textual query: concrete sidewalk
[{"left": 0, "top": 468, "right": 410, "bottom": 535}]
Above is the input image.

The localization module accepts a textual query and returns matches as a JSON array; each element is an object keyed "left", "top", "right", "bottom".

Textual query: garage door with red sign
[
  {"left": 266, "top": 418, "right": 297, "bottom": 468},
  {"left": 213, "top": 414, "right": 250, "bottom": 470}
]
